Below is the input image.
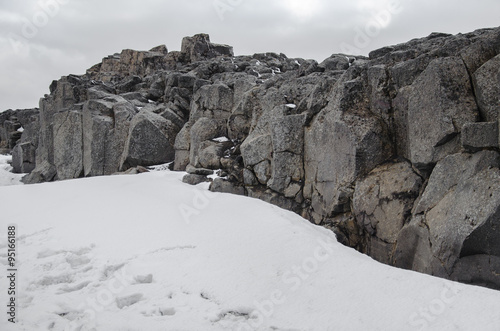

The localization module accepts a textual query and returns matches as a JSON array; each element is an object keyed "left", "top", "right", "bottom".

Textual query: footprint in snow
[
  {"left": 141, "top": 307, "right": 176, "bottom": 317},
  {"left": 116, "top": 293, "right": 144, "bottom": 309}
]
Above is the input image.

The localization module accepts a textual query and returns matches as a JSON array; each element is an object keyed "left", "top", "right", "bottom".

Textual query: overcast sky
[{"left": 1, "top": 0, "right": 499, "bottom": 111}]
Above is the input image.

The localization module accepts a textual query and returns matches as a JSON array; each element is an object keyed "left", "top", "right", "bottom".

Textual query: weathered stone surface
[
  {"left": 210, "top": 178, "right": 245, "bottom": 195},
  {"left": 181, "top": 34, "right": 233, "bottom": 63},
  {"left": 461, "top": 121, "right": 499, "bottom": 151},
  {"left": 396, "top": 151, "right": 500, "bottom": 285},
  {"left": 304, "top": 109, "right": 391, "bottom": 219},
  {"left": 318, "top": 55, "right": 350, "bottom": 71},
  {"left": 473, "top": 54, "right": 500, "bottom": 122},
  {"left": 182, "top": 174, "right": 210, "bottom": 185},
  {"left": 83, "top": 98, "right": 136, "bottom": 176},
  {"left": 53, "top": 110, "right": 83, "bottom": 180},
  {"left": 186, "top": 164, "right": 213, "bottom": 176},
  {"left": 189, "top": 118, "right": 226, "bottom": 168},
  {"left": 191, "top": 84, "right": 234, "bottom": 121},
  {"left": 197, "top": 140, "right": 232, "bottom": 170},
  {"left": 120, "top": 110, "right": 179, "bottom": 169},
  {"left": 173, "top": 123, "right": 191, "bottom": 171},
  {"left": 392, "top": 215, "right": 433, "bottom": 274},
  {"left": 253, "top": 160, "right": 271, "bottom": 185},
  {"left": 426, "top": 167, "right": 500, "bottom": 277},
  {"left": 353, "top": 162, "right": 422, "bottom": 243},
  {"left": 451, "top": 255, "right": 500, "bottom": 290},
  {"left": 12, "top": 142, "right": 36, "bottom": 174},
  {"left": 406, "top": 57, "right": 479, "bottom": 169},
  {"left": 413, "top": 151, "right": 500, "bottom": 214},
  {"left": 241, "top": 134, "right": 272, "bottom": 167}
]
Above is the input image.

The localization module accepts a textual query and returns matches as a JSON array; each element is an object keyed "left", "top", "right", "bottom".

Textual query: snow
[
  {"left": 285, "top": 104, "right": 297, "bottom": 109},
  {"left": 1, "top": 167, "right": 500, "bottom": 330},
  {"left": 0, "top": 154, "right": 24, "bottom": 186},
  {"left": 17, "top": 127, "right": 24, "bottom": 133},
  {"left": 212, "top": 136, "right": 230, "bottom": 143}
]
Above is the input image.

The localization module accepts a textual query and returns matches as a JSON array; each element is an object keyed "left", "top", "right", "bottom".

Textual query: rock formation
[{"left": 2, "top": 29, "right": 500, "bottom": 290}]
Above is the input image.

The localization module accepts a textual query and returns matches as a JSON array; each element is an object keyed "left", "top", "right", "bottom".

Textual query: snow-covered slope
[
  {"left": 1, "top": 159, "right": 500, "bottom": 330},
  {"left": 0, "top": 155, "right": 23, "bottom": 187}
]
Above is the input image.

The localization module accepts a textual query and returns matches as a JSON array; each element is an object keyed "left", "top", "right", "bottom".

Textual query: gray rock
[
  {"left": 186, "top": 164, "right": 213, "bottom": 176},
  {"left": 318, "top": 55, "right": 350, "bottom": 71},
  {"left": 197, "top": 141, "right": 232, "bottom": 170},
  {"left": 173, "top": 123, "right": 191, "bottom": 171},
  {"left": 451, "top": 255, "right": 500, "bottom": 290},
  {"left": 414, "top": 151, "right": 500, "bottom": 214},
  {"left": 83, "top": 99, "right": 136, "bottom": 176},
  {"left": 11, "top": 142, "right": 36, "bottom": 174},
  {"left": 253, "top": 160, "right": 271, "bottom": 185},
  {"left": 426, "top": 167, "right": 500, "bottom": 276},
  {"left": 243, "top": 168, "right": 259, "bottom": 186},
  {"left": 120, "top": 110, "right": 179, "bottom": 169},
  {"left": 461, "top": 121, "right": 499, "bottom": 151},
  {"left": 181, "top": 34, "right": 233, "bottom": 63},
  {"left": 406, "top": 57, "right": 478, "bottom": 169},
  {"left": 392, "top": 215, "right": 433, "bottom": 274},
  {"left": 304, "top": 104, "right": 391, "bottom": 219},
  {"left": 53, "top": 110, "right": 84, "bottom": 180},
  {"left": 271, "top": 114, "right": 306, "bottom": 154},
  {"left": 209, "top": 178, "right": 245, "bottom": 195},
  {"left": 241, "top": 134, "right": 272, "bottom": 167},
  {"left": 182, "top": 174, "right": 210, "bottom": 185},
  {"left": 399, "top": 151, "right": 500, "bottom": 280},
  {"left": 268, "top": 152, "right": 303, "bottom": 194},
  {"left": 472, "top": 54, "right": 500, "bottom": 122},
  {"left": 191, "top": 83, "right": 234, "bottom": 121},
  {"left": 189, "top": 118, "right": 226, "bottom": 167},
  {"left": 353, "top": 162, "right": 422, "bottom": 243}
]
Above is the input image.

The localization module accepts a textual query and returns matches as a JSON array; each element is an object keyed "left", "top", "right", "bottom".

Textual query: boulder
[
  {"left": 83, "top": 98, "right": 136, "bottom": 176},
  {"left": 173, "top": 123, "right": 191, "bottom": 171},
  {"left": 191, "top": 83, "right": 234, "bottom": 121},
  {"left": 181, "top": 34, "right": 233, "bottom": 63},
  {"left": 182, "top": 174, "right": 210, "bottom": 185},
  {"left": 120, "top": 110, "right": 179, "bottom": 169},
  {"left": 304, "top": 109, "right": 391, "bottom": 219},
  {"left": 53, "top": 110, "right": 84, "bottom": 180},
  {"left": 11, "top": 142, "right": 36, "bottom": 174},
  {"left": 352, "top": 162, "right": 422, "bottom": 263},
  {"left": 406, "top": 57, "right": 479, "bottom": 169},
  {"left": 461, "top": 121, "right": 499, "bottom": 151},
  {"left": 209, "top": 178, "right": 245, "bottom": 196},
  {"left": 395, "top": 151, "right": 500, "bottom": 284},
  {"left": 472, "top": 54, "right": 500, "bottom": 122},
  {"left": 189, "top": 118, "right": 226, "bottom": 168}
]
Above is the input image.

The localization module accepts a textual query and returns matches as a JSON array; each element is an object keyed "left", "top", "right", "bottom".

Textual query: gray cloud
[{"left": 1, "top": 0, "right": 499, "bottom": 111}]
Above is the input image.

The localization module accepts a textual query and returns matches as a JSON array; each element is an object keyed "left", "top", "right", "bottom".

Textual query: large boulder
[
  {"left": 352, "top": 162, "right": 422, "bottom": 263},
  {"left": 472, "top": 54, "right": 500, "bottom": 122},
  {"left": 405, "top": 57, "right": 479, "bottom": 170},
  {"left": 394, "top": 151, "right": 500, "bottom": 289},
  {"left": 120, "top": 110, "right": 179, "bottom": 169},
  {"left": 83, "top": 97, "right": 137, "bottom": 176},
  {"left": 190, "top": 83, "right": 234, "bottom": 121},
  {"left": 181, "top": 34, "right": 233, "bottom": 63},
  {"left": 304, "top": 88, "right": 392, "bottom": 221},
  {"left": 53, "top": 110, "right": 84, "bottom": 180}
]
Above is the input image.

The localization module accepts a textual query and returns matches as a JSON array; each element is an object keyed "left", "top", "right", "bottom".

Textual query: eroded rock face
[
  {"left": 120, "top": 110, "right": 178, "bottom": 169},
  {"left": 353, "top": 162, "right": 422, "bottom": 264},
  {"left": 6, "top": 28, "right": 500, "bottom": 290},
  {"left": 394, "top": 151, "right": 500, "bottom": 288}
]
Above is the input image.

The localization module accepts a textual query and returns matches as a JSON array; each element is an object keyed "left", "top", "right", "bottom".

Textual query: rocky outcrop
[{"left": 4, "top": 28, "right": 500, "bottom": 290}]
